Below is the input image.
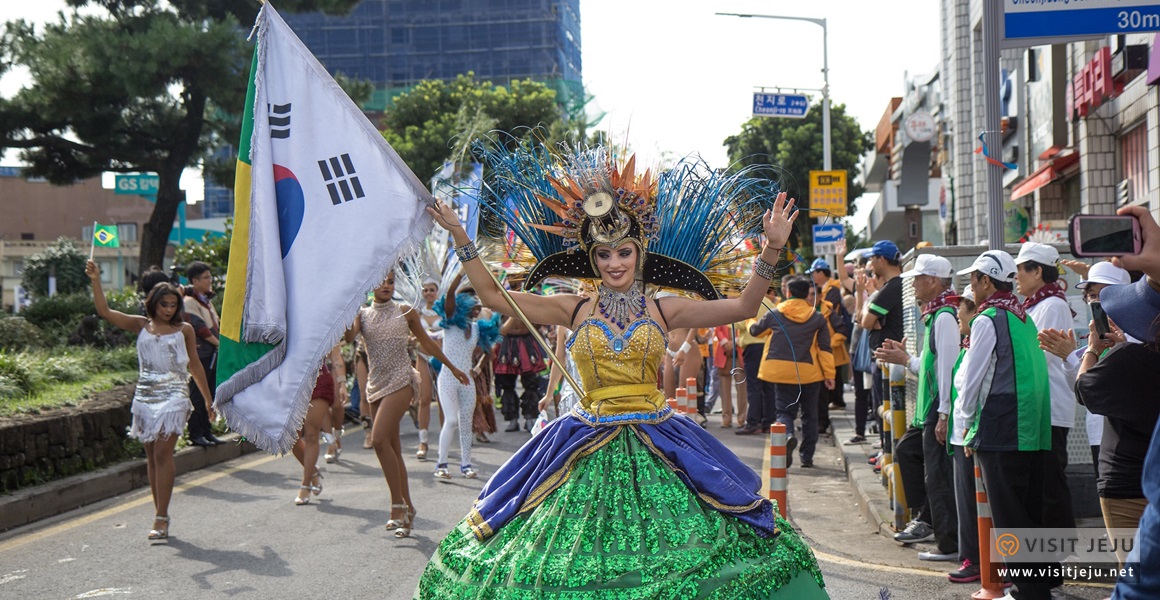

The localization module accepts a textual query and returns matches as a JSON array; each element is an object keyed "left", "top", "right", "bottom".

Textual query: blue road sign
[
  {"left": 752, "top": 93, "right": 809, "bottom": 119},
  {"left": 813, "top": 224, "right": 844, "bottom": 243},
  {"left": 812, "top": 223, "right": 844, "bottom": 257},
  {"left": 1005, "top": 1, "right": 1160, "bottom": 43}
]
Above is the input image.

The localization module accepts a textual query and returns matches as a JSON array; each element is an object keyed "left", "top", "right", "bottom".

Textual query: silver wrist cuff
[
  {"left": 754, "top": 256, "right": 776, "bottom": 280},
  {"left": 454, "top": 240, "right": 479, "bottom": 262}
]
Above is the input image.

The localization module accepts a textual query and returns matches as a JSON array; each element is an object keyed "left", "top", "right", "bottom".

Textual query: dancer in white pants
[{"left": 433, "top": 273, "right": 488, "bottom": 480}]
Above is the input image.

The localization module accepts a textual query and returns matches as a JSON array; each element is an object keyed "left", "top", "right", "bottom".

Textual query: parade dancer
[
  {"left": 345, "top": 272, "right": 467, "bottom": 538},
  {"left": 291, "top": 344, "right": 345, "bottom": 505},
  {"left": 415, "top": 145, "right": 827, "bottom": 598},
  {"left": 432, "top": 273, "right": 501, "bottom": 479},
  {"left": 86, "top": 260, "right": 213, "bottom": 541}
]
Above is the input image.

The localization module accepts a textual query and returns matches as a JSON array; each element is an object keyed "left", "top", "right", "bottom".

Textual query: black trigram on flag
[
  {"left": 318, "top": 154, "right": 366, "bottom": 205},
  {"left": 269, "top": 103, "right": 291, "bottom": 139}
]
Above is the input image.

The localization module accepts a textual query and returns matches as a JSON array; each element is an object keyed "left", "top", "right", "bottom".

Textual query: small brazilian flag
[{"left": 93, "top": 224, "right": 119, "bottom": 248}]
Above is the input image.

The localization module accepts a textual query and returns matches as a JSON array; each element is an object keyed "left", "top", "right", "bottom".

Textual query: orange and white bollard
[
  {"left": 768, "top": 423, "right": 788, "bottom": 518},
  {"left": 972, "top": 464, "right": 1006, "bottom": 599},
  {"left": 676, "top": 387, "right": 689, "bottom": 414},
  {"left": 685, "top": 377, "right": 698, "bottom": 408}
]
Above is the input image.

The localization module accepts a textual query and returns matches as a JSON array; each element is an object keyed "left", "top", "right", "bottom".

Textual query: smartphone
[
  {"left": 1090, "top": 301, "right": 1110, "bottom": 340},
  {"left": 1068, "top": 214, "right": 1142, "bottom": 257}
]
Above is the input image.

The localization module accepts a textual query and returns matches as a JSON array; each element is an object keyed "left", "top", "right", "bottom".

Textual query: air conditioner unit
[{"left": 1118, "top": 179, "right": 1132, "bottom": 206}]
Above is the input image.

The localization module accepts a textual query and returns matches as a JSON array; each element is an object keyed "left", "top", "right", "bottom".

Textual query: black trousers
[
  {"left": 743, "top": 344, "right": 774, "bottom": 428},
  {"left": 976, "top": 450, "right": 1063, "bottom": 600},
  {"left": 187, "top": 353, "right": 216, "bottom": 439},
  {"left": 496, "top": 371, "right": 540, "bottom": 421},
  {"left": 773, "top": 382, "right": 821, "bottom": 463},
  {"left": 1043, "top": 426, "right": 1077, "bottom": 530},
  {"left": 872, "top": 365, "right": 886, "bottom": 445},
  {"left": 894, "top": 426, "right": 927, "bottom": 518},
  {"left": 818, "top": 364, "right": 847, "bottom": 433},
  {"left": 952, "top": 446, "right": 979, "bottom": 564},
  {"left": 852, "top": 368, "right": 870, "bottom": 436},
  {"left": 922, "top": 418, "right": 958, "bottom": 554}
]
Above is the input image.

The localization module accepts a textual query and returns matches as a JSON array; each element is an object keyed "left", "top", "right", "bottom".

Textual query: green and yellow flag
[{"left": 93, "top": 224, "right": 119, "bottom": 248}]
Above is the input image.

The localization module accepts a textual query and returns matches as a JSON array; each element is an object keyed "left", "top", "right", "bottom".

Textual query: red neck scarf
[
  {"left": 922, "top": 288, "right": 957, "bottom": 319},
  {"left": 979, "top": 290, "right": 1027, "bottom": 322},
  {"left": 1023, "top": 280, "right": 1076, "bottom": 318}
]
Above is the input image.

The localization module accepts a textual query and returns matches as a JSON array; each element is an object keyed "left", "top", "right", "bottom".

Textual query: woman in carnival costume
[
  {"left": 415, "top": 144, "right": 828, "bottom": 599},
  {"left": 431, "top": 272, "right": 502, "bottom": 480}
]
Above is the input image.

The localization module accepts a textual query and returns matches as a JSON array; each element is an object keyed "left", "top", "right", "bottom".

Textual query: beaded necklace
[{"left": 597, "top": 282, "right": 646, "bottom": 330}]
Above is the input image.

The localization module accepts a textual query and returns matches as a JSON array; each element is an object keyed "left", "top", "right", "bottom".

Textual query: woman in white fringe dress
[{"left": 87, "top": 260, "right": 214, "bottom": 541}]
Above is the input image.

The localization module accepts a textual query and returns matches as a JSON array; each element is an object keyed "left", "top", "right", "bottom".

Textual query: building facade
[
  {"left": 0, "top": 168, "right": 202, "bottom": 310},
  {"left": 282, "top": 0, "right": 582, "bottom": 111},
  {"left": 938, "top": 1, "right": 1159, "bottom": 245},
  {"left": 204, "top": 0, "right": 584, "bottom": 218}
]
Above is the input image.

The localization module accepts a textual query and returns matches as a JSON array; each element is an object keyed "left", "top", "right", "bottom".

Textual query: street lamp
[{"left": 716, "top": 12, "right": 831, "bottom": 171}]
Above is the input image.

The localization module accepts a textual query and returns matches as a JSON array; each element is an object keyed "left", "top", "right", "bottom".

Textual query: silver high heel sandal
[
  {"left": 148, "top": 516, "right": 170, "bottom": 540},
  {"left": 384, "top": 503, "right": 409, "bottom": 530},
  {"left": 294, "top": 485, "right": 312, "bottom": 506},
  {"left": 394, "top": 504, "right": 416, "bottom": 538}
]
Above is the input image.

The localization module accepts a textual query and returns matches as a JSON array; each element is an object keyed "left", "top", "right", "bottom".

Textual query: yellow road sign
[{"left": 809, "top": 170, "right": 848, "bottom": 218}]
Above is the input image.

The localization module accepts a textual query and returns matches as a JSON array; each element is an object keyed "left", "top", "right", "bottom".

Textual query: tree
[
  {"left": 174, "top": 217, "right": 231, "bottom": 312},
  {"left": 723, "top": 101, "right": 872, "bottom": 255},
  {"left": 0, "top": 0, "right": 359, "bottom": 276},
  {"left": 21, "top": 238, "right": 88, "bottom": 298},
  {"left": 380, "top": 73, "right": 564, "bottom": 183}
]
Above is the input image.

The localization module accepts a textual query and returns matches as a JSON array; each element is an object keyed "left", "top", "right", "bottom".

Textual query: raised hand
[
  {"left": 1059, "top": 259, "right": 1090, "bottom": 279},
  {"left": 1115, "top": 206, "right": 1160, "bottom": 280},
  {"left": 762, "top": 192, "right": 798, "bottom": 251},
  {"left": 85, "top": 260, "right": 101, "bottom": 281}
]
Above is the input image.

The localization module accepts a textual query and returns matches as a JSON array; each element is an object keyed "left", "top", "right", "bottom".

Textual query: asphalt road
[{"left": 0, "top": 405, "right": 1117, "bottom": 600}]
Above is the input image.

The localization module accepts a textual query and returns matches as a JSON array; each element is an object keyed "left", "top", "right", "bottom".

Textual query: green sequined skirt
[{"left": 415, "top": 428, "right": 828, "bottom": 599}]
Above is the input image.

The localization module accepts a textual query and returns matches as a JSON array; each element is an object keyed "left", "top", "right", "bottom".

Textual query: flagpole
[
  {"left": 483, "top": 267, "right": 584, "bottom": 397},
  {"left": 89, "top": 221, "right": 97, "bottom": 261}
]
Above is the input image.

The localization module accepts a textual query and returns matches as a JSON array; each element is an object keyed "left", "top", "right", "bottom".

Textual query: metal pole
[
  {"left": 821, "top": 18, "right": 831, "bottom": 171},
  {"left": 983, "top": 1, "right": 1004, "bottom": 249},
  {"left": 716, "top": 12, "right": 831, "bottom": 171}
]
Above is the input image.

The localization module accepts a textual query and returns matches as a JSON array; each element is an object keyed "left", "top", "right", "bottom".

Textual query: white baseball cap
[
  {"left": 1075, "top": 261, "right": 1131, "bottom": 288},
  {"left": 947, "top": 284, "right": 974, "bottom": 305},
  {"left": 957, "top": 250, "right": 1017, "bottom": 283},
  {"left": 1014, "top": 242, "right": 1060, "bottom": 266},
  {"left": 900, "top": 254, "right": 954, "bottom": 279}
]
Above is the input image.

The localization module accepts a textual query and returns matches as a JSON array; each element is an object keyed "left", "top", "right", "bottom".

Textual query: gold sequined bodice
[{"left": 566, "top": 318, "right": 667, "bottom": 417}]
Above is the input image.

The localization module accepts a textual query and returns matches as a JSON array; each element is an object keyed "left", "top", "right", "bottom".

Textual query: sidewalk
[
  {"left": 0, "top": 432, "right": 259, "bottom": 532},
  {"left": 827, "top": 403, "right": 1104, "bottom": 541}
]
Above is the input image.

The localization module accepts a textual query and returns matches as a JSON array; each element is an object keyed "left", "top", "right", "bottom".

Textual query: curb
[
  {"left": 0, "top": 433, "right": 259, "bottom": 533},
  {"left": 829, "top": 409, "right": 897, "bottom": 539}
]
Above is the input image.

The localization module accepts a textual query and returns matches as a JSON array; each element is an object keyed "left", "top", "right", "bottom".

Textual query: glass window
[
  {"left": 1119, "top": 123, "right": 1149, "bottom": 205},
  {"left": 116, "top": 223, "right": 138, "bottom": 242}
]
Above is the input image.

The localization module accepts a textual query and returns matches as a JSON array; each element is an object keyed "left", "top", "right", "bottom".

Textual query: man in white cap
[
  {"left": 1014, "top": 242, "right": 1078, "bottom": 535},
  {"left": 875, "top": 254, "right": 960, "bottom": 559},
  {"left": 954, "top": 250, "right": 1059, "bottom": 600}
]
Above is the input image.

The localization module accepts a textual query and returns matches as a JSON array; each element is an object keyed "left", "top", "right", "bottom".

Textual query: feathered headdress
[
  {"left": 476, "top": 142, "right": 779, "bottom": 299},
  {"left": 394, "top": 233, "right": 461, "bottom": 309}
]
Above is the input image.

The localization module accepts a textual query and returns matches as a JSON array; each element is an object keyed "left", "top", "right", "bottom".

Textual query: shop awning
[{"left": 1011, "top": 152, "right": 1079, "bottom": 200}]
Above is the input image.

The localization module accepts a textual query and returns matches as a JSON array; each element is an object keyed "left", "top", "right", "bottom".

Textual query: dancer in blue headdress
[{"left": 415, "top": 144, "right": 828, "bottom": 599}]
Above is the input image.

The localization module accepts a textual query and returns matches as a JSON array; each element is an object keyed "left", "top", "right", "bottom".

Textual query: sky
[{"left": 0, "top": 0, "right": 942, "bottom": 226}]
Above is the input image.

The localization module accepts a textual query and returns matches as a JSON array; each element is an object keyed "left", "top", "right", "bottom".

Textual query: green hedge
[
  {"left": 15, "top": 288, "right": 140, "bottom": 349},
  {"left": 0, "top": 346, "right": 138, "bottom": 401}
]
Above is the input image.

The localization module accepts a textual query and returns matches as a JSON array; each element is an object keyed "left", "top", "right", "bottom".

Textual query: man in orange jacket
[{"left": 750, "top": 275, "right": 836, "bottom": 468}]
